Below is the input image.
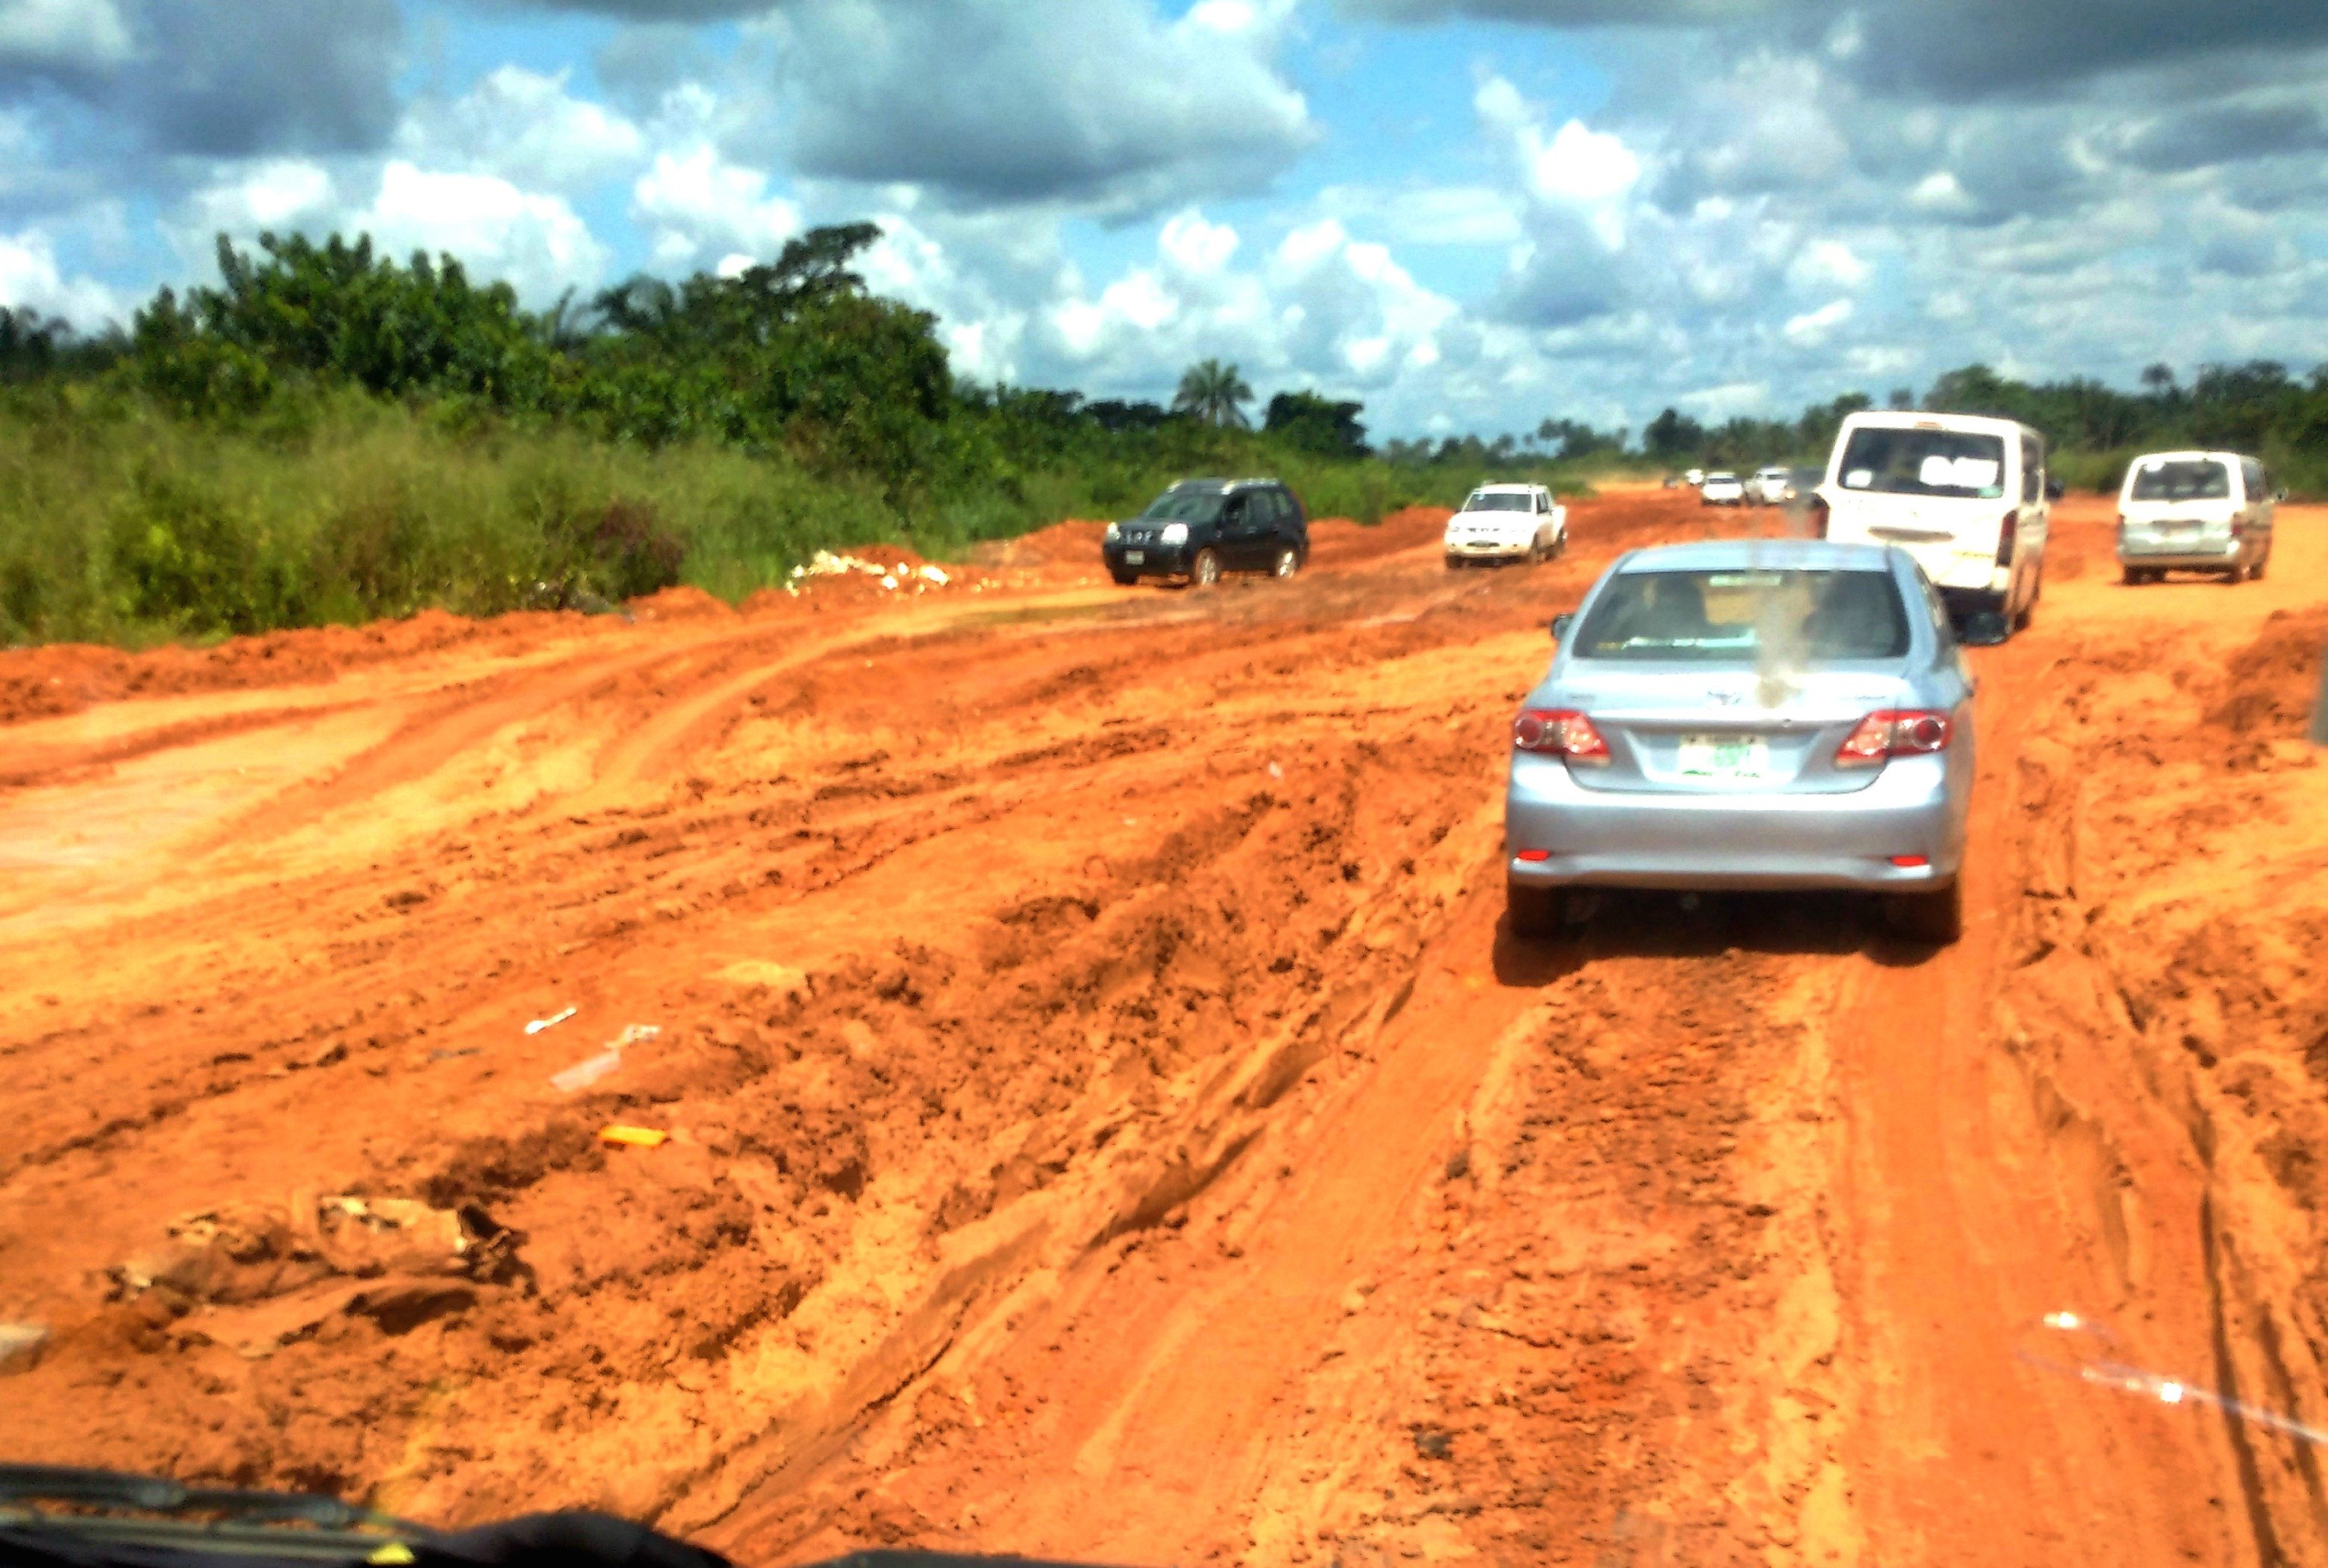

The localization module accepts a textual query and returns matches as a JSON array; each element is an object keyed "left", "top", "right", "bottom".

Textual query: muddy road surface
[{"left": 3, "top": 491, "right": 2326, "bottom": 1567}]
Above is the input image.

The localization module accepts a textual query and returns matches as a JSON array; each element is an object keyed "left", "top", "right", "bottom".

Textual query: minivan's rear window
[
  {"left": 1837, "top": 427, "right": 2009, "bottom": 500},
  {"left": 1573, "top": 569, "right": 1910, "bottom": 662},
  {"left": 2127, "top": 458, "right": 2231, "bottom": 502}
]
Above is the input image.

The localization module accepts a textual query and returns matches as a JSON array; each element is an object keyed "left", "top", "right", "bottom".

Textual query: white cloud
[
  {"left": 1791, "top": 239, "right": 1870, "bottom": 290},
  {"left": 631, "top": 144, "right": 800, "bottom": 270},
  {"left": 0, "top": 0, "right": 132, "bottom": 69},
  {"left": 1783, "top": 297, "right": 1855, "bottom": 343},
  {"left": 355, "top": 162, "right": 608, "bottom": 297},
  {"left": 395, "top": 67, "right": 645, "bottom": 193},
  {"left": 744, "top": 0, "right": 1314, "bottom": 213},
  {"left": 0, "top": 228, "right": 123, "bottom": 325}
]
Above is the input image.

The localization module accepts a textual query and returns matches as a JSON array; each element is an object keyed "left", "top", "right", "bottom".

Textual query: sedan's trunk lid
[{"left": 1561, "top": 664, "right": 1914, "bottom": 794}]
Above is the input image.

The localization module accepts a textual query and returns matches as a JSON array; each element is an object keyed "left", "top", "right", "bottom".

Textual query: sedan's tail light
[
  {"left": 1514, "top": 708, "right": 1610, "bottom": 764},
  {"left": 1995, "top": 510, "right": 2018, "bottom": 567},
  {"left": 1837, "top": 710, "right": 1952, "bottom": 767}
]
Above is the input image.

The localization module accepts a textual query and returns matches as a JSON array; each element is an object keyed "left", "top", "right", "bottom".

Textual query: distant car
[
  {"left": 1102, "top": 478, "right": 1308, "bottom": 587},
  {"left": 1752, "top": 467, "right": 1793, "bottom": 505},
  {"left": 1506, "top": 539, "right": 1976, "bottom": 943},
  {"left": 1700, "top": 472, "right": 1746, "bottom": 505},
  {"left": 1684, "top": 468, "right": 1706, "bottom": 487},
  {"left": 2116, "top": 450, "right": 2280, "bottom": 584},
  {"left": 1814, "top": 410, "right": 2055, "bottom": 639},
  {"left": 1444, "top": 483, "right": 1568, "bottom": 568}
]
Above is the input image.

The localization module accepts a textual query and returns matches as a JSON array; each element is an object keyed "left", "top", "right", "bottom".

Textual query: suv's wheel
[
  {"left": 1272, "top": 545, "right": 1300, "bottom": 579},
  {"left": 1506, "top": 881, "right": 1560, "bottom": 939},
  {"left": 2121, "top": 564, "right": 2146, "bottom": 585},
  {"left": 1190, "top": 547, "right": 1222, "bottom": 588},
  {"left": 1110, "top": 570, "right": 1139, "bottom": 587},
  {"left": 1883, "top": 880, "right": 1963, "bottom": 945}
]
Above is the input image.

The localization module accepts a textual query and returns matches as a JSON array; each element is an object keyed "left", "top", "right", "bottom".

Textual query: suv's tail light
[
  {"left": 1514, "top": 708, "right": 1610, "bottom": 764},
  {"left": 1837, "top": 710, "right": 1951, "bottom": 767},
  {"left": 1995, "top": 510, "right": 2018, "bottom": 567}
]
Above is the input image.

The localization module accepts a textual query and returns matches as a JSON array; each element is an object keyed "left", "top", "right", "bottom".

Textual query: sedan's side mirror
[
  {"left": 2045, "top": 477, "right": 2065, "bottom": 501},
  {"left": 1959, "top": 611, "right": 2011, "bottom": 647},
  {"left": 1549, "top": 612, "right": 1575, "bottom": 643}
]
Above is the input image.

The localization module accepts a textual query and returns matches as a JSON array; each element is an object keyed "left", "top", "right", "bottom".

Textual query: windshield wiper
[{"left": 0, "top": 1466, "right": 426, "bottom": 1560}]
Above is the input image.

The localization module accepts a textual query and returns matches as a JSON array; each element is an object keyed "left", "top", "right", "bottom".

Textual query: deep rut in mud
[{"left": 2, "top": 496, "right": 2326, "bottom": 1566}]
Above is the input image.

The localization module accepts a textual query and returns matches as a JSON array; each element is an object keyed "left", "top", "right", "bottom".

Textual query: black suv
[{"left": 1101, "top": 478, "right": 1309, "bottom": 587}]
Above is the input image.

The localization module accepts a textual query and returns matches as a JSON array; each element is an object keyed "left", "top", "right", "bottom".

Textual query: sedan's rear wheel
[
  {"left": 1273, "top": 545, "right": 1300, "bottom": 579},
  {"left": 1506, "top": 882, "right": 1560, "bottom": 940},
  {"left": 1191, "top": 547, "right": 1222, "bottom": 588},
  {"left": 1883, "top": 879, "right": 1963, "bottom": 945}
]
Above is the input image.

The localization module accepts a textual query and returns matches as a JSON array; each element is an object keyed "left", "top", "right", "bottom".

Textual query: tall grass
[{"left": 0, "top": 387, "right": 1603, "bottom": 649}]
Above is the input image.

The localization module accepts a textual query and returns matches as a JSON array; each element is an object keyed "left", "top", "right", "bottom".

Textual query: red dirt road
[{"left": 3, "top": 492, "right": 2326, "bottom": 1566}]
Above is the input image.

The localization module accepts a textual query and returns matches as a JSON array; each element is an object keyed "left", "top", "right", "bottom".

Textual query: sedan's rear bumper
[{"left": 1504, "top": 752, "right": 1963, "bottom": 891}]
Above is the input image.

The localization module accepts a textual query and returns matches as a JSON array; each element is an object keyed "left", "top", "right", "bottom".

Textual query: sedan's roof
[{"left": 1614, "top": 539, "right": 1897, "bottom": 574}]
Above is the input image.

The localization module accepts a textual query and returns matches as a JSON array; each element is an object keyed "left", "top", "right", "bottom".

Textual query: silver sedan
[{"left": 1503, "top": 540, "right": 1976, "bottom": 942}]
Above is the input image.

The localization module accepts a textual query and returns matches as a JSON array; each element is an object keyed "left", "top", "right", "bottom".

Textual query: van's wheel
[
  {"left": 1272, "top": 545, "right": 1300, "bottom": 579},
  {"left": 1506, "top": 882, "right": 1560, "bottom": 940},
  {"left": 1191, "top": 547, "right": 1222, "bottom": 588},
  {"left": 1883, "top": 880, "right": 1963, "bottom": 945}
]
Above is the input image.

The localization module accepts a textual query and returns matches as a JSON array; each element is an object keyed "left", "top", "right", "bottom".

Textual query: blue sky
[{"left": 2, "top": 0, "right": 2324, "bottom": 439}]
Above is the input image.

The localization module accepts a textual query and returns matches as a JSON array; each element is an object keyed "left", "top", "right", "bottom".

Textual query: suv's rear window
[
  {"left": 2127, "top": 458, "right": 2231, "bottom": 502},
  {"left": 1837, "top": 427, "right": 2008, "bottom": 500},
  {"left": 1574, "top": 569, "right": 1910, "bottom": 662}
]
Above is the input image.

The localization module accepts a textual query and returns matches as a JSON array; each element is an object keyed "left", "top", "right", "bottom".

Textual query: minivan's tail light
[
  {"left": 1837, "top": 710, "right": 1952, "bottom": 767},
  {"left": 1514, "top": 708, "right": 1610, "bottom": 764},
  {"left": 1995, "top": 509, "right": 2018, "bottom": 567}
]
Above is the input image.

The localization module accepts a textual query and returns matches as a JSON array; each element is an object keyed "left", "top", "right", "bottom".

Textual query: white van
[
  {"left": 1814, "top": 411, "right": 2055, "bottom": 638},
  {"left": 2116, "top": 451, "right": 2279, "bottom": 584}
]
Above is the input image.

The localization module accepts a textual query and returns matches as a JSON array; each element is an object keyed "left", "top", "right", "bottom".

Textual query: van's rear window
[
  {"left": 2127, "top": 458, "right": 2231, "bottom": 502},
  {"left": 1837, "top": 428, "right": 2008, "bottom": 500},
  {"left": 1573, "top": 569, "right": 1910, "bottom": 662}
]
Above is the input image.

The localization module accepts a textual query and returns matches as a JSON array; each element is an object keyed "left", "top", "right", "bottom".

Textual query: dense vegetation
[
  {"left": 1625, "top": 364, "right": 2328, "bottom": 493},
  {"left": 1, "top": 221, "right": 2322, "bottom": 648}
]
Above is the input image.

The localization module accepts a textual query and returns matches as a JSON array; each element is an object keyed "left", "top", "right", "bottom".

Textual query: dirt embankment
[{"left": 0, "top": 490, "right": 2324, "bottom": 1567}]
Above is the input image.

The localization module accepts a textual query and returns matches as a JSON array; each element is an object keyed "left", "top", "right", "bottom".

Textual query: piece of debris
[
  {"left": 598, "top": 1125, "right": 669, "bottom": 1149},
  {"left": 788, "top": 551, "right": 955, "bottom": 595},
  {"left": 1413, "top": 1427, "right": 1454, "bottom": 1461},
  {"left": 524, "top": 1006, "right": 577, "bottom": 1035},
  {"left": 549, "top": 1024, "right": 659, "bottom": 1093},
  {"left": 0, "top": 1323, "right": 48, "bottom": 1374}
]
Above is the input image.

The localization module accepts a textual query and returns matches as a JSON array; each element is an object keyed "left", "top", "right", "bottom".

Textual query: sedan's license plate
[
  {"left": 1678, "top": 734, "right": 1775, "bottom": 782},
  {"left": 1124, "top": 551, "right": 1145, "bottom": 565}
]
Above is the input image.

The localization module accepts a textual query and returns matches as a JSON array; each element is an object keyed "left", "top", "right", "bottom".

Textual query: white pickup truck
[{"left": 1443, "top": 483, "right": 1568, "bottom": 567}]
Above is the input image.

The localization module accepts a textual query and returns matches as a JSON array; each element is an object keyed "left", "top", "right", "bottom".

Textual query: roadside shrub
[{"left": 107, "top": 469, "right": 306, "bottom": 635}]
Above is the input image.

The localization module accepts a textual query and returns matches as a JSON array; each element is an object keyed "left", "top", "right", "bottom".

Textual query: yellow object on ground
[{"left": 598, "top": 1125, "right": 668, "bottom": 1148}]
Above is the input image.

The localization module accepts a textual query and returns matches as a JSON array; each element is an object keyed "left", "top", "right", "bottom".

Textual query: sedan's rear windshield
[
  {"left": 1140, "top": 488, "right": 1225, "bottom": 523},
  {"left": 2127, "top": 458, "right": 2231, "bottom": 501},
  {"left": 1462, "top": 491, "right": 1534, "bottom": 512},
  {"left": 1573, "top": 569, "right": 1911, "bottom": 662},
  {"left": 1837, "top": 427, "right": 2008, "bottom": 500}
]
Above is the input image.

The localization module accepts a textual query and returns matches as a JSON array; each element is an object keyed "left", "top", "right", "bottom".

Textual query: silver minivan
[{"left": 2116, "top": 451, "right": 2280, "bottom": 584}]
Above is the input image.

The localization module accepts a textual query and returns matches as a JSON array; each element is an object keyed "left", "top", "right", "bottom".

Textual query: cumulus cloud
[
  {"left": 0, "top": 0, "right": 132, "bottom": 72},
  {"left": 740, "top": 0, "right": 1314, "bottom": 212},
  {"left": 170, "top": 157, "right": 608, "bottom": 302},
  {"left": 396, "top": 67, "right": 645, "bottom": 193},
  {"left": 630, "top": 144, "right": 801, "bottom": 270},
  {"left": 0, "top": 226, "right": 123, "bottom": 324}
]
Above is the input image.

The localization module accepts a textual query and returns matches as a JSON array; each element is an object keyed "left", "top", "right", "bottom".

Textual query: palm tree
[{"left": 1173, "top": 359, "right": 1255, "bottom": 429}]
